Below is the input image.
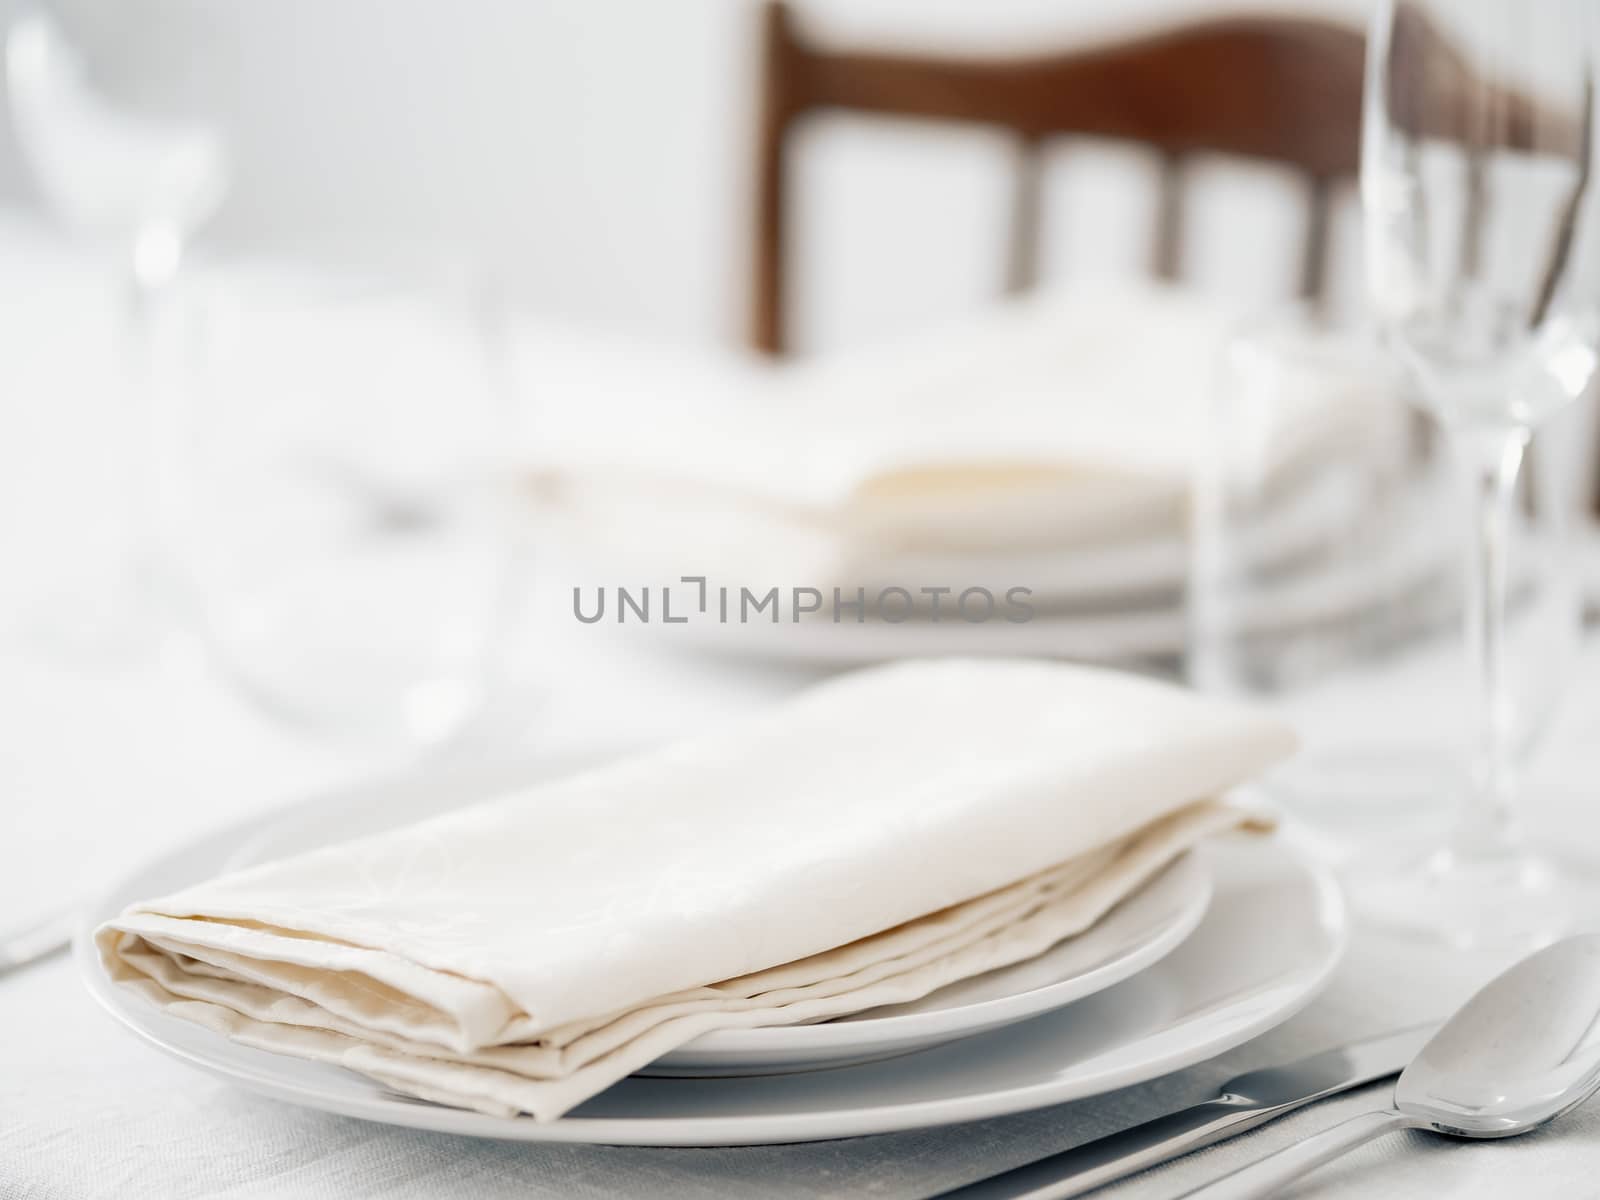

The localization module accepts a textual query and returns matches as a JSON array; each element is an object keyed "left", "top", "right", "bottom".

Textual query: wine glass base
[
  {"left": 1347, "top": 845, "right": 1574, "bottom": 951},
  {"left": 1265, "top": 743, "right": 1458, "bottom": 862}
]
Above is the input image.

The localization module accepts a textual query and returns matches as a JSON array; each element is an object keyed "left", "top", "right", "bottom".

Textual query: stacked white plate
[{"left": 82, "top": 755, "right": 1347, "bottom": 1146}]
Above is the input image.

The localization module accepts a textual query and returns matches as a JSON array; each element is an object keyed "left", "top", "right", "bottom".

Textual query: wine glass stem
[
  {"left": 1454, "top": 425, "right": 1529, "bottom": 862},
  {"left": 121, "top": 227, "right": 181, "bottom": 599},
  {"left": 123, "top": 261, "right": 155, "bottom": 567}
]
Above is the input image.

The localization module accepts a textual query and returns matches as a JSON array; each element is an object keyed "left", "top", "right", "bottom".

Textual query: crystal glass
[
  {"left": 1363, "top": 0, "right": 1600, "bottom": 945},
  {"left": 171, "top": 263, "right": 522, "bottom": 747},
  {"left": 6, "top": 0, "right": 229, "bottom": 660},
  {"left": 1191, "top": 306, "right": 1579, "bottom": 869},
  {"left": 1192, "top": 311, "right": 1443, "bottom": 693}
]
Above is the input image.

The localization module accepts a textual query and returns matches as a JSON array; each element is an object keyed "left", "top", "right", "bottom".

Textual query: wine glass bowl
[
  {"left": 173, "top": 262, "right": 521, "bottom": 749},
  {"left": 1364, "top": 2, "right": 1600, "bottom": 430},
  {"left": 6, "top": 4, "right": 227, "bottom": 272}
]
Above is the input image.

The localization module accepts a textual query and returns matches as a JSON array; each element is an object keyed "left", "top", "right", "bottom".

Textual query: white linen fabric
[
  {"left": 536, "top": 283, "right": 1234, "bottom": 514},
  {"left": 534, "top": 284, "right": 1228, "bottom": 601},
  {"left": 98, "top": 658, "right": 1294, "bottom": 1120}
]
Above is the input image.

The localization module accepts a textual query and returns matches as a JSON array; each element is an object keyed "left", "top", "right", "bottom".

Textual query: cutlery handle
[
  {"left": 1177, "top": 1109, "right": 1413, "bottom": 1200},
  {"left": 0, "top": 909, "right": 74, "bottom": 976},
  {"left": 931, "top": 1096, "right": 1287, "bottom": 1200}
]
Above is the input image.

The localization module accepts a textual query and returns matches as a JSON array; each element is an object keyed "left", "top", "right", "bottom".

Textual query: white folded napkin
[
  {"left": 534, "top": 284, "right": 1230, "bottom": 595},
  {"left": 99, "top": 658, "right": 1294, "bottom": 1120}
]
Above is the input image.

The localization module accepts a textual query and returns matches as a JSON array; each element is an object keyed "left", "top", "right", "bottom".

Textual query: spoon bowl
[
  {"left": 1397, "top": 934, "right": 1600, "bottom": 1137},
  {"left": 1184, "top": 934, "right": 1600, "bottom": 1198}
]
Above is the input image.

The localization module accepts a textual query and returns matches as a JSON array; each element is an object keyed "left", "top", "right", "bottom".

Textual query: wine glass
[
  {"left": 1363, "top": 0, "right": 1600, "bottom": 946},
  {"left": 172, "top": 260, "right": 523, "bottom": 748},
  {"left": 6, "top": 1, "right": 228, "bottom": 660}
]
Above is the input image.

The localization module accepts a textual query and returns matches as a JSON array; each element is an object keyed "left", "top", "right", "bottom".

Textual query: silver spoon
[{"left": 1182, "top": 933, "right": 1600, "bottom": 1199}]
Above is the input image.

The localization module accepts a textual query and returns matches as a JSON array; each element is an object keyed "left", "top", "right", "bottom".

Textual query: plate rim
[
  {"left": 77, "top": 800, "right": 1346, "bottom": 1145},
  {"left": 664, "top": 849, "right": 1211, "bottom": 1060}
]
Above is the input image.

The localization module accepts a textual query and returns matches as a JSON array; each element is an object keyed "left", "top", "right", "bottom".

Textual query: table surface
[{"left": 6, "top": 216, "right": 1600, "bottom": 1200}]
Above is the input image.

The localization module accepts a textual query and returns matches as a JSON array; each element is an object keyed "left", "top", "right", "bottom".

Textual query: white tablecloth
[
  {"left": 10, "top": 924, "right": 1600, "bottom": 1200},
  {"left": 7, "top": 214, "right": 1600, "bottom": 1198}
]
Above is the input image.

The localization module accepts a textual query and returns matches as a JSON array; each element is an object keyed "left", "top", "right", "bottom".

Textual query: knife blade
[{"left": 930, "top": 1023, "right": 1436, "bottom": 1200}]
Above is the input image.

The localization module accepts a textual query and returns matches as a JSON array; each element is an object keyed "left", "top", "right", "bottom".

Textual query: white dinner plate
[
  {"left": 653, "top": 850, "right": 1205, "bottom": 1074},
  {"left": 113, "top": 758, "right": 1213, "bottom": 1076},
  {"left": 79, "top": 761, "right": 1345, "bottom": 1145},
  {"left": 670, "top": 606, "right": 1187, "bottom": 665}
]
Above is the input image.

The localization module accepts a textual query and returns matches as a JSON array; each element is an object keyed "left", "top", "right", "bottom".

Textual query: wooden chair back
[{"left": 751, "top": 3, "right": 1366, "bottom": 355}]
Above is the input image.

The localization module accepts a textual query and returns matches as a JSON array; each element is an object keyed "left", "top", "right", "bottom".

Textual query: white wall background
[{"left": 0, "top": 0, "right": 1376, "bottom": 354}]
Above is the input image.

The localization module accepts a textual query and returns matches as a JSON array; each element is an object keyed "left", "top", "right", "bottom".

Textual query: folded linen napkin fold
[
  {"left": 533, "top": 285, "right": 1232, "bottom": 598},
  {"left": 99, "top": 658, "right": 1294, "bottom": 1120}
]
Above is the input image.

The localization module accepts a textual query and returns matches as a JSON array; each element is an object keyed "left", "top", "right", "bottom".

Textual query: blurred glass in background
[
  {"left": 171, "top": 264, "right": 522, "bottom": 747},
  {"left": 1193, "top": 309, "right": 1449, "bottom": 694},
  {"left": 6, "top": 0, "right": 228, "bottom": 659}
]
